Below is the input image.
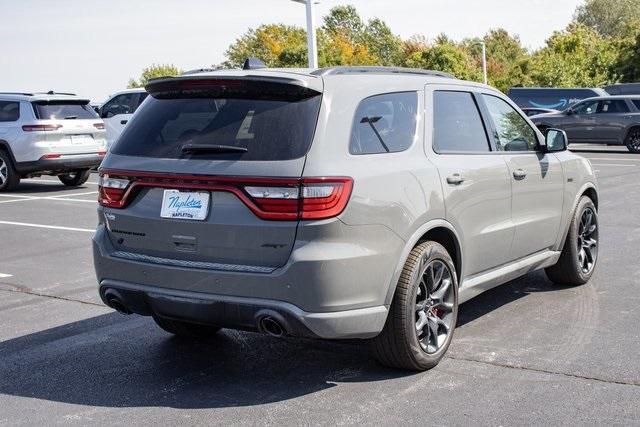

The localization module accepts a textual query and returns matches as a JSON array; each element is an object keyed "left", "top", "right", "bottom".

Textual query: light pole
[
  {"left": 477, "top": 41, "right": 488, "bottom": 85},
  {"left": 291, "top": 0, "right": 319, "bottom": 68}
]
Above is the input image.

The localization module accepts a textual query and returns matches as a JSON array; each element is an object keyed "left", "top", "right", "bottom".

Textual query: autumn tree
[
  {"left": 128, "top": 64, "right": 182, "bottom": 88},
  {"left": 528, "top": 23, "right": 619, "bottom": 87}
]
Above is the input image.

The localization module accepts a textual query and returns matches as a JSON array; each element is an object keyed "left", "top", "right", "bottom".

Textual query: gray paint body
[
  {"left": 532, "top": 95, "right": 640, "bottom": 145},
  {"left": 93, "top": 69, "right": 598, "bottom": 339}
]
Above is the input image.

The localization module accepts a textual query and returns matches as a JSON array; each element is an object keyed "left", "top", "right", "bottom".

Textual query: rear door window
[
  {"left": 101, "top": 93, "right": 138, "bottom": 118},
  {"left": 112, "top": 89, "right": 322, "bottom": 161},
  {"left": 32, "top": 101, "right": 98, "bottom": 120},
  {"left": 633, "top": 100, "right": 640, "bottom": 110},
  {"left": 433, "top": 91, "right": 490, "bottom": 153},
  {"left": 597, "top": 100, "right": 630, "bottom": 114},
  {"left": 0, "top": 101, "right": 20, "bottom": 122},
  {"left": 350, "top": 92, "right": 417, "bottom": 154}
]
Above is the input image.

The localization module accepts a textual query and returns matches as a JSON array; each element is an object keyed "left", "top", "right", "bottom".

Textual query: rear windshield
[
  {"left": 33, "top": 101, "right": 98, "bottom": 120},
  {"left": 112, "top": 92, "right": 322, "bottom": 161}
]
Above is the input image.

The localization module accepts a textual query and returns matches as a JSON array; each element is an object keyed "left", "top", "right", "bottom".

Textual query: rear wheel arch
[
  {"left": 0, "top": 141, "right": 16, "bottom": 165},
  {"left": 384, "top": 221, "right": 463, "bottom": 306}
]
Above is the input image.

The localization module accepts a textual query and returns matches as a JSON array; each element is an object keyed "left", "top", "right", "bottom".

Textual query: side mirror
[{"left": 545, "top": 128, "right": 568, "bottom": 153}]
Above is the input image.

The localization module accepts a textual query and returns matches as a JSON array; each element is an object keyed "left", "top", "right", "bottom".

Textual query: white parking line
[
  {"left": 48, "top": 191, "right": 98, "bottom": 198},
  {"left": 24, "top": 179, "right": 99, "bottom": 185},
  {"left": 0, "top": 273, "right": 13, "bottom": 279},
  {"left": 590, "top": 163, "right": 637, "bottom": 167},
  {"left": 0, "top": 192, "right": 97, "bottom": 203},
  {"left": 0, "top": 221, "right": 95, "bottom": 233}
]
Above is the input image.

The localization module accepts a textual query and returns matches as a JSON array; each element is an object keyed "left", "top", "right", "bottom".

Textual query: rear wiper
[
  {"left": 64, "top": 115, "right": 78, "bottom": 119},
  {"left": 181, "top": 143, "right": 248, "bottom": 154}
]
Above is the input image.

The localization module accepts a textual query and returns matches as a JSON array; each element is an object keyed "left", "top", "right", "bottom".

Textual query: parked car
[
  {"left": 97, "top": 88, "right": 148, "bottom": 149},
  {"left": 507, "top": 87, "right": 607, "bottom": 110},
  {"left": 531, "top": 95, "right": 640, "bottom": 153},
  {"left": 604, "top": 83, "right": 640, "bottom": 96},
  {"left": 93, "top": 66, "right": 599, "bottom": 371},
  {"left": 0, "top": 91, "right": 106, "bottom": 191},
  {"left": 521, "top": 107, "right": 560, "bottom": 117}
]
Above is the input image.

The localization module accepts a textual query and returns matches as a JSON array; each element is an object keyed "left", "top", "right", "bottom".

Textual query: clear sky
[{"left": 0, "top": 0, "right": 583, "bottom": 102}]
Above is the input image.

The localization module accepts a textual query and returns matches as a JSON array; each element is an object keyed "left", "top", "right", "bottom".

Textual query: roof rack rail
[
  {"left": 0, "top": 92, "right": 34, "bottom": 96},
  {"left": 310, "top": 66, "right": 456, "bottom": 79}
]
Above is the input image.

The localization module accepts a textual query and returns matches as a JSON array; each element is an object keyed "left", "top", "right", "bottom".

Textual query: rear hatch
[
  {"left": 31, "top": 99, "right": 106, "bottom": 155},
  {"left": 99, "top": 75, "right": 332, "bottom": 270}
]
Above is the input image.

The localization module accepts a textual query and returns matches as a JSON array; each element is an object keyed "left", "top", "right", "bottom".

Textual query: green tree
[
  {"left": 322, "top": 5, "right": 364, "bottom": 40},
  {"left": 224, "top": 24, "right": 307, "bottom": 67},
  {"left": 574, "top": 0, "right": 640, "bottom": 38},
  {"left": 463, "top": 29, "right": 532, "bottom": 91},
  {"left": 405, "top": 41, "right": 477, "bottom": 81},
  {"left": 128, "top": 64, "right": 181, "bottom": 88},
  {"left": 362, "top": 18, "right": 403, "bottom": 66},
  {"left": 529, "top": 23, "right": 619, "bottom": 87}
]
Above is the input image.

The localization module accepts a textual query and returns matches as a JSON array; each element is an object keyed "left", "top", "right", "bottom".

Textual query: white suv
[
  {"left": 97, "top": 89, "right": 148, "bottom": 149},
  {"left": 0, "top": 92, "right": 107, "bottom": 191}
]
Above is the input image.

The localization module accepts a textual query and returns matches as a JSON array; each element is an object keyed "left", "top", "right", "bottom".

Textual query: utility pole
[
  {"left": 479, "top": 41, "right": 488, "bottom": 85},
  {"left": 291, "top": 0, "right": 319, "bottom": 68}
]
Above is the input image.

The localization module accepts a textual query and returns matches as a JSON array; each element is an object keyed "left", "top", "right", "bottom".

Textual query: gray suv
[
  {"left": 93, "top": 67, "right": 599, "bottom": 370},
  {"left": 532, "top": 95, "right": 640, "bottom": 153}
]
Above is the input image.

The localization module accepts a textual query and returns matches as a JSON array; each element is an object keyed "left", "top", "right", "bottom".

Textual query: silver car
[
  {"left": 93, "top": 66, "right": 599, "bottom": 370},
  {"left": 0, "top": 92, "right": 107, "bottom": 191}
]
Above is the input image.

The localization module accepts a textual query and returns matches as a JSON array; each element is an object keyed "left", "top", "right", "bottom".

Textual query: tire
[
  {"left": 545, "top": 196, "right": 598, "bottom": 286},
  {"left": 0, "top": 150, "right": 20, "bottom": 192},
  {"left": 371, "top": 241, "right": 458, "bottom": 371},
  {"left": 58, "top": 169, "right": 91, "bottom": 187},
  {"left": 625, "top": 128, "right": 640, "bottom": 153},
  {"left": 152, "top": 315, "right": 221, "bottom": 338}
]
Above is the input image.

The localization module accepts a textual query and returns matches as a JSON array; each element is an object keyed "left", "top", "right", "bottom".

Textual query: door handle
[
  {"left": 120, "top": 120, "right": 128, "bottom": 125},
  {"left": 446, "top": 173, "right": 465, "bottom": 185},
  {"left": 513, "top": 169, "right": 527, "bottom": 180}
]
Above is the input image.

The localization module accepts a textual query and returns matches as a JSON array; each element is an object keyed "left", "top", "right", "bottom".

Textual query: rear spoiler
[{"left": 145, "top": 75, "right": 322, "bottom": 101}]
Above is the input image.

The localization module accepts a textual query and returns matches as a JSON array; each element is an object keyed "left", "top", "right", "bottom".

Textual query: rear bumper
[
  {"left": 15, "top": 154, "right": 104, "bottom": 175},
  {"left": 99, "top": 280, "right": 388, "bottom": 339},
  {"left": 92, "top": 220, "right": 402, "bottom": 339}
]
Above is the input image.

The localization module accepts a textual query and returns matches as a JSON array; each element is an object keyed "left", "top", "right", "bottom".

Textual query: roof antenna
[{"left": 243, "top": 57, "right": 267, "bottom": 70}]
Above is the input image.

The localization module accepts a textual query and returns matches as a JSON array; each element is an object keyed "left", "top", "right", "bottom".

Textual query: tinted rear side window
[
  {"left": 633, "top": 100, "right": 640, "bottom": 110},
  {"left": 33, "top": 101, "right": 98, "bottom": 120},
  {"left": 112, "top": 94, "right": 322, "bottom": 161},
  {"left": 0, "top": 101, "right": 20, "bottom": 122},
  {"left": 433, "top": 91, "right": 490, "bottom": 153},
  {"left": 350, "top": 92, "right": 417, "bottom": 154}
]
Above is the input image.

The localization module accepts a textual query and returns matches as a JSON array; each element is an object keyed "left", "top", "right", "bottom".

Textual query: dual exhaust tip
[{"left": 259, "top": 316, "right": 286, "bottom": 338}]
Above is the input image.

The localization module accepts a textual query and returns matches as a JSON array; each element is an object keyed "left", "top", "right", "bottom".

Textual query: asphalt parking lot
[{"left": 1, "top": 146, "right": 639, "bottom": 425}]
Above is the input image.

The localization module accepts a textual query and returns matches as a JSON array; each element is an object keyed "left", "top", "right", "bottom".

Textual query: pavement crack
[
  {"left": 0, "top": 285, "right": 103, "bottom": 308},
  {"left": 447, "top": 355, "right": 640, "bottom": 387}
]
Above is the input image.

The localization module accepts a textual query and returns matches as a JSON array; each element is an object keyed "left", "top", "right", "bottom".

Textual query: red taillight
[
  {"left": 98, "top": 150, "right": 107, "bottom": 156},
  {"left": 98, "top": 175, "right": 131, "bottom": 208},
  {"left": 98, "top": 170, "right": 353, "bottom": 221},
  {"left": 94, "top": 123, "right": 105, "bottom": 130},
  {"left": 22, "top": 124, "right": 62, "bottom": 132},
  {"left": 40, "top": 154, "right": 62, "bottom": 160}
]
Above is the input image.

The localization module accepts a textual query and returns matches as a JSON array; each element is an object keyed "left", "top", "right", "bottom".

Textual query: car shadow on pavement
[
  {"left": 0, "top": 271, "right": 563, "bottom": 409},
  {"left": 457, "top": 270, "right": 561, "bottom": 328}
]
